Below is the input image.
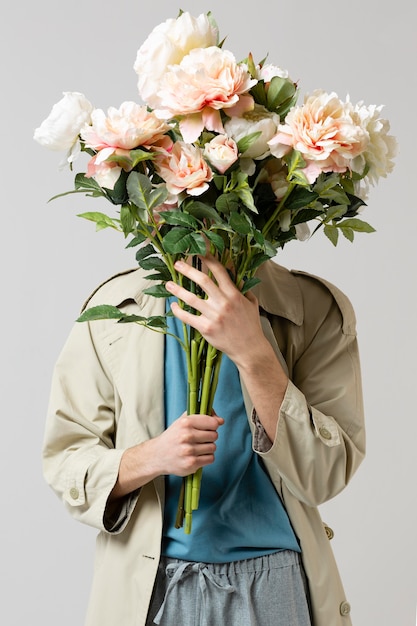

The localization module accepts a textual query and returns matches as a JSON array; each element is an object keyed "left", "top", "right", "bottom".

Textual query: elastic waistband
[{"left": 160, "top": 549, "right": 302, "bottom": 577}]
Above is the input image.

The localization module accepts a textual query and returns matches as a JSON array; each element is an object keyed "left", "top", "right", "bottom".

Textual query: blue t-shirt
[{"left": 162, "top": 299, "right": 300, "bottom": 563}]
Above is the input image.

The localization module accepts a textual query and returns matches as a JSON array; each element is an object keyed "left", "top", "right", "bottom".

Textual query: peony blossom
[
  {"left": 80, "top": 102, "right": 171, "bottom": 152},
  {"left": 224, "top": 104, "right": 281, "bottom": 160},
  {"left": 154, "top": 141, "right": 213, "bottom": 196},
  {"left": 153, "top": 46, "right": 257, "bottom": 143},
  {"left": 350, "top": 102, "right": 398, "bottom": 186},
  {"left": 33, "top": 92, "right": 94, "bottom": 160},
  {"left": 203, "top": 134, "right": 239, "bottom": 173},
  {"left": 256, "top": 63, "right": 289, "bottom": 82},
  {"left": 134, "top": 11, "right": 218, "bottom": 109},
  {"left": 268, "top": 90, "right": 369, "bottom": 183}
]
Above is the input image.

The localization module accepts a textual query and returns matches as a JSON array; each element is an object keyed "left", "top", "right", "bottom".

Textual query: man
[{"left": 42, "top": 254, "right": 365, "bottom": 626}]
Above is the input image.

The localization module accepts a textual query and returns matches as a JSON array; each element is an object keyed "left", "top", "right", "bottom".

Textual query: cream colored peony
[
  {"left": 350, "top": 102, "right": 398, "bottom": 186},
  {"left": 33, "top": 91, "right": 93, "bottom": 159},
  {"left": 225, "top": 104, "right": 281, "bottom": 160},
  {"left": 134, "top": 12, "right": 218, "bottom": 109}
]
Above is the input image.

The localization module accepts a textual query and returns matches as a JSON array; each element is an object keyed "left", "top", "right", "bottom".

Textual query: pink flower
[
  {"left": 268, "top": 90, "right": 369, "bottom": 183},
  {"left": 154, "top": 141, "right": 213, "bottom": 196},
  {"left": 203, "top": 134, "right": 239, "bottom": 173},
  {"left": 80, "top": 101, "right": 171, "bottom": 152},
  {"left": 154, "top": 47, "right": 257, "bottom": 142},
  {"left": 86, "top": 154, "right": 122, "bottom": 189}
]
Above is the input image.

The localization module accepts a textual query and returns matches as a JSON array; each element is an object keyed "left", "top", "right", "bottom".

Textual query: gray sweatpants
[{"left": 146, "top": 550, "right": 312, "bottom": 626}]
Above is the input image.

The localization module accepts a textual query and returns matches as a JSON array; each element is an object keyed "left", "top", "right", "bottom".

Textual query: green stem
[{"left": 262, "top": 181, "right": 296, "bottom": 238}]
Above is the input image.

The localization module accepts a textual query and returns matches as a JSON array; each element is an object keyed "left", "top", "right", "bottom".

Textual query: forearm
[
  {"left": 236, "top": 335, "right": 289, "bottom": 442},
  {"left": 109, "top": 412, "right": 224, "bottom": 501},
  {"left": 109, "top": 439, "right": 162, "bottom": 501}
]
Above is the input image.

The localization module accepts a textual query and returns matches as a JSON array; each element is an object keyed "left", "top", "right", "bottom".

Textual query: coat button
[
  {"left": 324, "top": 525, "right": 334, "bottom": 540},
  {"left": 319, "top": 426, "right": 332, "bottom": 440},
  {"left": 340, "top": 601, "right": 351, "bottom": 616},
  {"left": 69, "top": 487, "right": 79, "bottom": 500}
]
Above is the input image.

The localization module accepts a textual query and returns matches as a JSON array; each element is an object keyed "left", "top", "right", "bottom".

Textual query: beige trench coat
[{"left": 42, "top": 260, "right": 365, "bottom": 626}]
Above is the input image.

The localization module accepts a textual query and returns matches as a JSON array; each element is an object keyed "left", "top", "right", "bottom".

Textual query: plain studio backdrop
[{"left": 1, "top": 1, "right": 415, "bottom": 624}]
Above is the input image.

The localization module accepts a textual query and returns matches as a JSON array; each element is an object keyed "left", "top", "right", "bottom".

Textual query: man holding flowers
[{"left": 38, "top": 10, "right": 397, "bottom": 626}]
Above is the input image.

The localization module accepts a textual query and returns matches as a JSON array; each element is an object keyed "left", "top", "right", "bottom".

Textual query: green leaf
[
  {"left": 126, "top": 171, "right": 153, "bottom": 210},
  {"left": 185, "top": 201, "right": 223, "bottom": 224},
  {"left": 148, "top": 185, "right": 169, "bottom": 211},
  {"left": 236, "top": 187, "right": 258, "bottom": 213},
  {"left": 139, "top": 258, "right": 171, "bottom": 282},
  {"left": 291, "top": 208, "right": 323, "bottom": 225},
  {"left": 338, "top": 218, "right": 375, "bottom": 233},
  {"left": 117, "top": 314, "right": 167, "bottom": 329},
  {"left": 77, "top": 211, "right": 120, "bottom": 231},
  {"left": 245, "top": 252, "right": 271, "bottom": 272},
  {"left": 162, "top": 228, "right": 207, "bottom": 255},
  {"left": 129, "top": 148, "right": 153, "bottom": 169},
  {"left": 340, "top": 227, "right": 355, "bottom": 242},
  {"left": 241, "top": 276, "right": 261, "bottom": 294},
  {"left": 236, "top": 131, "right": 262, "bottom": 154},
  {"left": 136, "top": 243, "right": 158, "bottom": 262},
  {"left": 266, "top": 76, "right": 296, "bottom": 111},
  {"left": 159, "top": 211, "right": 199, "bottom": 228},
  {"left": 250, "top": 82, "right": 267, "bottom": 107},
  {"left": 126, "top": 232, "right": 147, "bottom": 248},
  {"left": 285, "top": 187, "right": 319, "bottom": 211},
  {"left": 143, "top": 284, "right": 172, "bottom": 297},
  {"left": 284, "top": 150, "right": 306, "bottom": 174},
  {"left": 120, "top": 204, "right": 136, "bottom": 236},
  {"left": 229, "top": 211, "right": 252, "bottom": 235},
  {"left": 77, "top": 305, "right": 124, "bottom": 322},
  {"left": 325, "top": 205, "right": 348, "bottom": 221},
  {"left": 203, "top": 230, "right": 225, "bottom": 254},
  {"left": 104, "top": 170, "right": 129, "bottom": 205},
  {"left": 324, "top": 224, "right": 339, "bottom": 246},
  {"left": 216, "top": 192, "right": 240, "bottom": 214},
  {"left": 74, "top": 173, "right": 102, "bottom": 193}
]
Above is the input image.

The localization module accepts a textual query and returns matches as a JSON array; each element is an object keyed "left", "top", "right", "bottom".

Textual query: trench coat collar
[{"left": 82, "top": 261, "right": 304, "bottom": 326}]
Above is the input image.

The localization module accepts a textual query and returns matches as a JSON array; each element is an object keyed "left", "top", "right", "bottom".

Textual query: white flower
[
  {"left": 134, "top": 12, "right": 218, "bottom": 109},
  {"left": 33, "top": 92, "right": 93, "bottom": 154},
  {"left": 350, "top": 102, "right": 398, "bottom": 186},
  {"left": 256, "top": 63, "right": 289, "bottom": 82},
  {"left": 224, "top": 104, "right": 281, "bottom": 160},
  {"left": 295, "top": 223, "right": 311, "bottom": 241}
]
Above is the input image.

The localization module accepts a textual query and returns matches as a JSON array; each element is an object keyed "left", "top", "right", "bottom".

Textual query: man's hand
[
  {"left": 165, "top": 253, "right": 266, "bottom": 368},
  {"left": 109, "top": 411, "right": 224, "bottom": 501},
  {"left": 166, "top": 253, "right": 289, "bottom": 443}
]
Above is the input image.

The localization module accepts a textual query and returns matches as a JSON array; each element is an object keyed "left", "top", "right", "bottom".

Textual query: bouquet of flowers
[{"left": 34, "top": 10, "right": 397, "bottom": 533}]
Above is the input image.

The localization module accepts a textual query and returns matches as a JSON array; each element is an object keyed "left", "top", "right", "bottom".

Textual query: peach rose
[
  {"left": 203, "top": 134, "right": 239, "bottom": 173},
  {"left": 154, "top": 141, "right": 213, "bottom": 196}
]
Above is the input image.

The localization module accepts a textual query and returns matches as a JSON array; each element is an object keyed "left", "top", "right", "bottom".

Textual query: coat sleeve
[
  {"left": 250, "top": 275, "right": 366, "bottom": 507},
  {"left": 42, "top": 319, "right": 139, "bottom": 533}
]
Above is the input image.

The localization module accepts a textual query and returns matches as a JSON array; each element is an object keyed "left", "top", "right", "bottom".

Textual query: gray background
[{"left": 1, "top": 0, "right": 416, "bottom": 624}]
